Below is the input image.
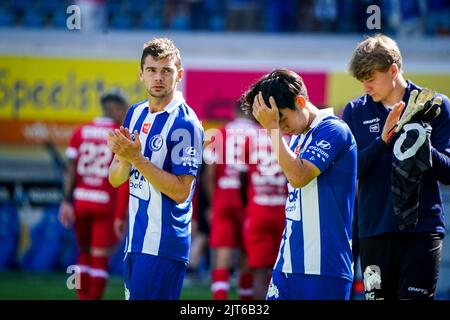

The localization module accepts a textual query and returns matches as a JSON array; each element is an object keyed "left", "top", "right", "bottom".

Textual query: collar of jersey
[
  {"left": 146, "top": 90, "right": 185, "bottom": 114},
  {"left": 309, "top": 107, "right": 334, "bottom": 130}
]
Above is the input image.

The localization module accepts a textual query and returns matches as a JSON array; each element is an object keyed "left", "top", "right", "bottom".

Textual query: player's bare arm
[
  {"left": 108, "top": 127, "right": 194, "bottom": 204},
  {"left": 203, "top": 163, "right": 216, "bottom": 203},
  {"left": 108, "top": 154, "right": 132, "bottom": 187},
  {"left": 252, "top": 92, "right": 320, "bottom": 188},
  {"left": 108, "top": 126, "right": 132, "bottom": 187},
  {"left": 59, "top": 158, "right": 76, "bottom": 228}
]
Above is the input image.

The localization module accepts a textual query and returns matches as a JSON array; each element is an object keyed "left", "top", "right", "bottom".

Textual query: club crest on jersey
[
  {"left": 142, "top": 123, "right": 151, "bottom": 134},
  {"left": 369, "top": 123, "right": 380, "bottom": 133},
  {"left": 149, "top": 134, "right": 164, "bottom": 152}
]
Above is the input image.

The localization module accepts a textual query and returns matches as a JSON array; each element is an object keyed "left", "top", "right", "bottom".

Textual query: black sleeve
[
  {"left": 239, "top": 170, "right": 248, "bottom": 207},
  {"left": 357, "top": 137, "right": 388, "bottom": 179},
  {"left": 431, "top": 147, "right": 450, "bottom": 185},
  {"left": 429, "top": 94, "right": 450, "bottom": 185},
  {"left": 342, "top": 103, "right": 388, "bottom": 179}
]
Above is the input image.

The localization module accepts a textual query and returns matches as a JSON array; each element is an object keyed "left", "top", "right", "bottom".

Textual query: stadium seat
[
  {"left": 170, "top": 15, "right": 190, "bottom": 31},
  {"left": 139, "top": 15, "right": 163, "bottom": 30},
  {"left": 0, "top": 9, "right": 15, "bottom": 27},
  {"left": 137, "top": 0, "right": 163, "bottom": 30},
  {"left": 0, "top": 202, "right": 19, "bottom": 269},
  {"left": 108, "top": 238, "right": 127, "bottom": 275},
  {"left": 208, "top": 15, "right": 225, "bottom": 31},
  {"left": 8, "top": 0, "right": 32, "bottom": 13},
  {"left": 105, "top": 0, "right": 123, "bottom": 17},
  {"left": 58, "top": 227, "right": 78, "bottom": 271},
  {"left": 110, "top": 12, "right": 133, "bottom": 30},
  {"left": 19, "top": 205, "right": 66, "bottom": 272},
  {"left": 22, "top": 10, "right": 46, "bottom": 28},
  {"left": 129, "top": 0, "right": 150, "bottom": 14},
  {"left": 51, "top": 11, "right": 69, "bottom": 29}
]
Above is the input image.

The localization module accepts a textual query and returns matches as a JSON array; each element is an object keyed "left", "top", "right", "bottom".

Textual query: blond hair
[
  {"left": 140, "top": 37, "right": 181, "bottom": 69},
  {"left": 348, "top": 34, "right": 402, "bottom": 81}
]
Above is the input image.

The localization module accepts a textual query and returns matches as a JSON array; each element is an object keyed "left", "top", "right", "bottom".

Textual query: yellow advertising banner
[
  {"left": 328, "top": 72, "right": 450, "bottom": 116},
  {"left": 0, "top": 55, "right": 145, "bottom": 122},
  {"left": 1, "top": 54, "right": 449, "bottom": 145}
]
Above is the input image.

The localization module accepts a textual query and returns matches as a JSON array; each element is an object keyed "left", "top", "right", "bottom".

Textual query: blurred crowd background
[{"left": 0, "top": 0, "right": 449, "bottom": 36}]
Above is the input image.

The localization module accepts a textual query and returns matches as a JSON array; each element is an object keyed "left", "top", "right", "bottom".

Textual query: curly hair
[
  {"left": 348, "top": 34, "right": 403, "bottom": 81},
  {"left": 140, "top": 37, "right": 181, "bottom": 69}
]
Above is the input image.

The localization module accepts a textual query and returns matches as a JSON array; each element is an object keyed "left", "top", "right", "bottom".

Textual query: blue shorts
[
  {"left": 124, "top": 252, "right": 187, "bottom": 300},
  {"left": 267, "top": 270, "right": 352, "bottom": 300}
]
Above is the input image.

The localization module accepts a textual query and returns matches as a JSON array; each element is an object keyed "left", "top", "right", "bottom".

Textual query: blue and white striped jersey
[
  {"left": 123, "top": 91, "right": 204, "bottom": 263},
  {"left": 274, "top": 108, "right": 357, "bottom": 282}
]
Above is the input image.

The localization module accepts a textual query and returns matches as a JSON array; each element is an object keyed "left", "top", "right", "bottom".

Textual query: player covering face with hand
[{"left": 241, "top": 69, "right": 357, "bottom": 300}]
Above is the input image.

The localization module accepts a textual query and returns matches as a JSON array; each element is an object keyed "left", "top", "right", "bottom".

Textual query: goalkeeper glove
[{"left": 395, "top": 88, "right": 442, "bottom": 133}]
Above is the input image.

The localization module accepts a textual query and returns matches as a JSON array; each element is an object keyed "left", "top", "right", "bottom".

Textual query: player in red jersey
[
  {"left": 205, "top": 104, "right": 254, "bottom": 300},
  {"left": 59, "top": 89, "right": 129, "bottom": 300},
  {"left": 242, "top": 123, "right": 287, "bottom": 300}
]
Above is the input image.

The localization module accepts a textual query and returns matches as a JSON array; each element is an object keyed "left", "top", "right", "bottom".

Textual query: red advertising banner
[{"left": 185, "top": 69, "right": 326, "bottom": 121}]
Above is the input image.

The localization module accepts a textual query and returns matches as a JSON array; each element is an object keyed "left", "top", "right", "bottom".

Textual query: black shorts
[{"left": 359, "top": 232, "right": 443, "bottom": 300}]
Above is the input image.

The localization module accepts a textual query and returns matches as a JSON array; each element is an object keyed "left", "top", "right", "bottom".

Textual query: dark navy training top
[{"left": 342, "top": 80, "right": 450, "bottom": 238}]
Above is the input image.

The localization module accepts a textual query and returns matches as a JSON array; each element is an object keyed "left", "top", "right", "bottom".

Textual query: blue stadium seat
[
  {"left": 110, "top": 13, "right": 133, "bottom": 29},
  {"left": 208, "top": 15, "right": 225, "bottom": 31},
  {"left": 51, "top": 11, "right": 69, "bottom": 29},
  {"left": 139, "top": 17, "right": 162, "bottom": 29},
  {"left": 22, "top": 9, "right": 46, "bottom": 28},
  {"left": 129, "top": 0, "right": 150, "bottom": 14},
  {"left": 0, "top": 202, "right": 19, "bottom": 269},
  {"left": 9, "top": 0, "right": 32, "bottom": 12},
  {"left": 40, "top": 1, "right": 66, "bottom": 16},
  {"left": 106, "top": 0, "right": 123, "bottom": 16},
  {"left": 58, "top": 227, "right": 78, "bottom": 270},
  {"left": 205, "top": 0, "right": 226, "bottom": 31},
  {"left": 19, "top": 205, "right": 66, "bottom": 272},
  {"left": 138, "top": 0, "right": 164, "bottom": 29},
  {"left": 108, "top": 238, "right": 127, "bottom": 275},
  {"left": 0, "top": 9, "right": 15, "bottom": 27},
  {"left": 170, "top": 15, "right": 189, "bottom": 31}
]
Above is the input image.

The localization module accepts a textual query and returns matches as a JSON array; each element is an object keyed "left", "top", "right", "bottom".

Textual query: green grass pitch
[{"left": 0, "top": 271, "right": 231, "bottom": 300}]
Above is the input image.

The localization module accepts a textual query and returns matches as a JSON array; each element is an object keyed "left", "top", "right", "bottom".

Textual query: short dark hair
[
  {"left": 140, "top": 37, "right": 181, "bottom": 70},
  {"left": 240, "top": 69, "right": 309, "bottom": 114},
  {"left": 100, "top": 88, "right": 128, "bottom": 108}
]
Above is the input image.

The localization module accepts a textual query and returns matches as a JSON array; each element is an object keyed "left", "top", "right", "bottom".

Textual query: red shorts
[
  {"left": 244, "top": 206, "right": 285, "bottom": 269},
  {"left": 210, "top": 203, "right": 245, "bottom": 249},
  {"left": 74, "top": 200, "right": 117, "bottom": 249}
]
